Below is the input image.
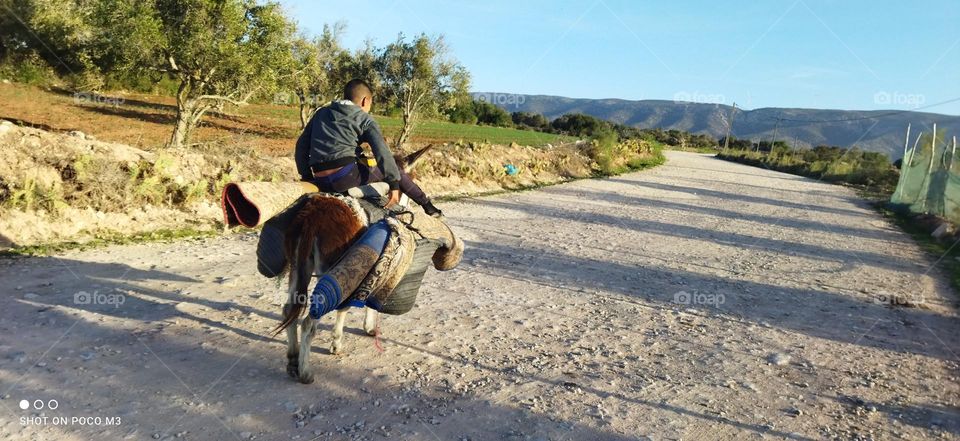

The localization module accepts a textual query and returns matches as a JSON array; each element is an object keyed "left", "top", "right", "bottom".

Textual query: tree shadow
[
  {"left": 544, "top": 186, "right": 891, "bottom": 241},
  {"left": 48, "top": 87, "right": 178, "bottom": 113},
  {"left": 469, "top": 197, "right": 917, "bottom": 273},
  {"left": 669, "top": 163, "right": 808, "bottom": 183},
  {"left": 607, "top": 177, "right": 874, "bottom": 219},
  {"left": 80, "top": 105, "right": 296, "bottom": 140},
  {"left": 461, "top": 235, "right": 960, "bottom": 361},
  {"left": 1, "top": 256, "right": 279, "bottom": 343},
  {"left": 1, "top": 295, "right": 658, "bottom": 441},
  {"left": 0, "top": 116, "right": 74, "bottom": 133},
  {"left": 0, "top": 232, "right": 15, "bottom": 250},
  {"left": 828, "top": 395, "right": 960, "bottom": 436}
]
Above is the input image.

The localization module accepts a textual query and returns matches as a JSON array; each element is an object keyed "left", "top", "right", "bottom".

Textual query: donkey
[{"left": 273, "top": 146, "right": 432, "bottom": 384}]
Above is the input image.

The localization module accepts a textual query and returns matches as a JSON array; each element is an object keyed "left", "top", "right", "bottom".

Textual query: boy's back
[
  {"left": 293, "top": 78, "right": 442, "bottom": 217},
  {"left": 295, "top": 99, "right": 401, "bottom": 187}
]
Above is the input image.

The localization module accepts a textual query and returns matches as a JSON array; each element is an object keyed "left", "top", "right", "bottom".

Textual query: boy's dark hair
[{"left": 343, "top": 79, "right": 373, "bottom": 101}]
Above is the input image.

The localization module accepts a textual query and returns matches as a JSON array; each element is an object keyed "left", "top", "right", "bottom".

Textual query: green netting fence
[{"left": 890, "top": 127, "right": 960, "bottom": 222}]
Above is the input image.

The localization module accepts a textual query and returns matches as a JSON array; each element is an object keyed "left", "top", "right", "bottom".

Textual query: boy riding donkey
[{"left": 295, "top": 79, "right": 443, "bottom": 217}]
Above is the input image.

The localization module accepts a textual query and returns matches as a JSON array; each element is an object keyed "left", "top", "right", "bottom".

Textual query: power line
[{"left": 760, "top": 96, "right": 960, "bottom": 125}]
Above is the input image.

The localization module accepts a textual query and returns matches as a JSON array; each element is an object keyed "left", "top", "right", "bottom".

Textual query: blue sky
[{"left": 281, "top": 0, "right": 960, "bottom": 115}]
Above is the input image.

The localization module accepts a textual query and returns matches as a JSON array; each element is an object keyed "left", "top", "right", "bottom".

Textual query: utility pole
[
  {"left": 722, "top": 102, "right": 737, "bottom": 151},
  {"left": 769, "top": 112, "right": 782, "bottom": 153}
]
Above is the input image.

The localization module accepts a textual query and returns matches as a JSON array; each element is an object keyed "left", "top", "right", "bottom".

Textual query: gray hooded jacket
[{"left": 295, "top": 100, "right": 401, "bottom": 190}]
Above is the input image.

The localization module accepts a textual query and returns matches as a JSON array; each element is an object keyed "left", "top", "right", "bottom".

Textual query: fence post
[
  {"left": 892, "top": 124, "right": 912, "bottom": 203},
  {"left": 919, "top": 124, "right": 937, "bottom": 212}
]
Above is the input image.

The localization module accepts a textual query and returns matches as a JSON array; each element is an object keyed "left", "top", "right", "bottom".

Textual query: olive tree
[
  {"left": 288, "top": 22, "right": 346, "bottom": 128},
  {"left": 0, "top": 0, "right": 103, "bottom": 86},
  {"left": 375, "top": 33, "right": 469, "bottom": 149},
  {"left": 125, "top": 0, "right": 297, "bottom": 148}
]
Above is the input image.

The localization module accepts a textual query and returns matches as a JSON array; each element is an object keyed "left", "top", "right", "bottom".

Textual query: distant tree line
[
  {"left": 446, "top": 100, "right": 721, "bottom": 149},
  {"left": 717, "top": 136, "right": 898, "bottom": 191}
]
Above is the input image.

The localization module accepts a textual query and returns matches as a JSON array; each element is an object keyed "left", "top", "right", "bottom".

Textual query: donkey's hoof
[
  {"left": 364, "top": 328, "right": 378, "bottom": 337},
  {"left": 298, "top": 371, "right": 315, "bottom": 384},
  {"left": 330, "top": 342, "right": 343, "bottom": 355},
  {"left": 286, "top": 363, "right": 299, "bottom": 378}
]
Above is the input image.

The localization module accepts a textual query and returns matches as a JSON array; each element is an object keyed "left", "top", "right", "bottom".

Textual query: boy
[{"left": 295, "top": 79, "right": 442, "bottom": 217}]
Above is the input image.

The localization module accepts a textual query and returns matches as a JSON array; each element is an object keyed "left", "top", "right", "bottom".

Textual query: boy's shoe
[{"left": 421, "top": 201, "right": 444, "bottom": 218}]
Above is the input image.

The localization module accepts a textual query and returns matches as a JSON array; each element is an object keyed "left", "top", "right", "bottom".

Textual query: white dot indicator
[{"left": 18, "top": 400, "right": 29, "bottom": 410}]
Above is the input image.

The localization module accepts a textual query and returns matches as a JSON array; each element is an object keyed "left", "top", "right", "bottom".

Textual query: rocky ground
[{"left": 0, "top": 151, "right": 958, "bottom": 440}]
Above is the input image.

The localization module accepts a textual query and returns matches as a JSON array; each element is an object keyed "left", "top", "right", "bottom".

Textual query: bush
[
  {"left": 718, "top": 146, "right": 899, "bottom": 194},
  {"left": 0, "top": 54, "right": 58, "bottom": 86}
]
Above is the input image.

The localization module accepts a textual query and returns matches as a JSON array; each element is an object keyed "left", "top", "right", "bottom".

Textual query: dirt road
[{"left": 1, "top": 151, "right": 958, "bottom": 440}]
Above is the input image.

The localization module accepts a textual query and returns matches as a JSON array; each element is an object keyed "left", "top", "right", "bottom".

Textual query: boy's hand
[{"left": 384, "top": 189, "right": 401, "bottom": 208}]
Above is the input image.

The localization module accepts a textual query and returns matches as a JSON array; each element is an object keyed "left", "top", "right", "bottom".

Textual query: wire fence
[{"left": 890, "top": 124, "right": 960, "bottom": 223}]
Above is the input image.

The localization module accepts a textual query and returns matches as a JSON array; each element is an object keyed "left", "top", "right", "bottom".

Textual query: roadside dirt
[{"left": 1, "top": 151, "right": 957, "bottom": 440}]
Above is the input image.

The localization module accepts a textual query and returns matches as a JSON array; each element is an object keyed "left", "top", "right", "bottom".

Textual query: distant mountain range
[{"left": 474, "top": 93, "right": 960, "bottom": 159}]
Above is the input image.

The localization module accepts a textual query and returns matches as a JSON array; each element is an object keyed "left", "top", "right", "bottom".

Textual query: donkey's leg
[
  {"left": 297, "top": 315, "right": 317, "bottom": 384},
  {"left": 284, "top": 302, "right": 300, "bottom": 378},
  {"left": 331, "top": 309, "right": 349, "bottom": 355},
  {"left": 363, "top": 307, "right": 379, "bottom": 336}
]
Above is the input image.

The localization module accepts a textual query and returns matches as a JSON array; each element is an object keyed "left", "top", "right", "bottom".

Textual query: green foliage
[
  {"left": 372, "top": 115, "right": 573, "bottom": 146},
  {"left": 375, "top": 33, "right": 470, "bottom": 147},
  {"left": 718, "top": 145, "right": 899, "bottom": 194},
  {"left": 4, "top": 177, "right": 64, "bottom": 213},
  {"left": 642, "top": 128, "right": 717, "bottom": 150},
  {"left": 0, "top": 53, "right": 58, "bottom": 85},
  {"left": 285, "top": 22, "right": 348, "bottom": 126},
  {"left": 448, "top": 99, "right": 511, "bottom": 127},
  {"left": 0, "top": 0, "right": 98, "bottom": 77},
  {"left": 584, "top": 133, "right": 665, "bottom": 176},
  {"left": 551, "top": 113, "right": 611, "bottom": 138},
  {"left": 511, "top": 112, "right": 549, "bottom": 131}
]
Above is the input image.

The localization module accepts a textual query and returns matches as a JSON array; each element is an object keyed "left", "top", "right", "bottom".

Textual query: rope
[{"left": 373, "top": 313, "right": 384, "bottom": 353}]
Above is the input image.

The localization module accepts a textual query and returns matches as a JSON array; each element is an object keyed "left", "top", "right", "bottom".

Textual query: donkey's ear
[{"left": 402, "top": 144, "right": 434, "bottom": 173}]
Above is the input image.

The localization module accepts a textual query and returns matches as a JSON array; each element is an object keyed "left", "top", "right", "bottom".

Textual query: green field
[{"left": 240, "top": 102, "right": 575, "bottom": 147}]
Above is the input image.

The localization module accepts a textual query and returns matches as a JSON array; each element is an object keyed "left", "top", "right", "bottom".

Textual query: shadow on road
[
  {"left": 1, "top": 294, "right": 648, "bottom": 440},
  {"left": 460, "top": 197, "right": 960, "bottom": 362}
]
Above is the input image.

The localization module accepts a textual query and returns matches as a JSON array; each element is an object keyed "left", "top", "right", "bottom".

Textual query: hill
[{"left": 476, "top": 93, "right": 960, "bottom": 159}]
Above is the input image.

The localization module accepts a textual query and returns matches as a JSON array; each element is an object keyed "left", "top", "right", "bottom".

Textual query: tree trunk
[
  {"left": 299, "top": 103, "right": 312, "bottom": 129},
  {"left": 169, "top": 78, "right": 217, "bottom": 148},
  {"left": 170, "top": 109, "right": 190, "bottom": 148},
  {"left": 170, "top": 99, "right": 211, "bottom": 148},
  {"left": 169, "top": 80, "right": 193, "bottom": 148},
  {"left": 395, "top": 111, "right": 414, "bottom": 150},
  {"left": 297, "top": 90, "right": 311, "bottom": 129}
]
